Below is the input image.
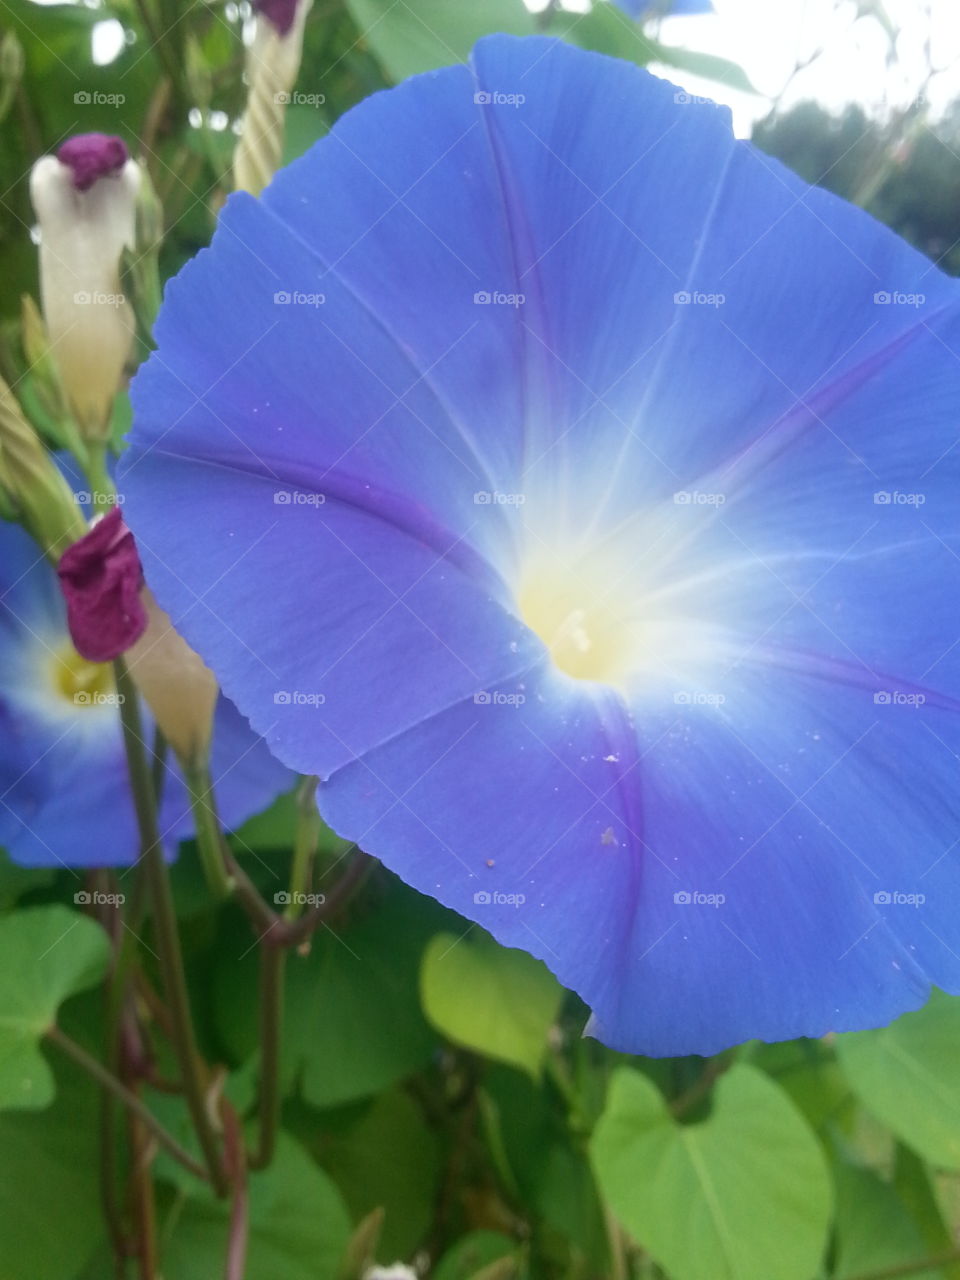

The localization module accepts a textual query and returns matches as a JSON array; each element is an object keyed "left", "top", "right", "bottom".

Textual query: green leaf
[
  {"left": 433, "top": 1231, "right": 518, "bottom": 1280},
  {"left": 293, "top": 884, "right": 444, "bottom": 1108},
  {"left": 161, "top": 1131, "right": 352, "bottom": 1279},
  {"left": 894, "top": 1145, "right": 960, "bottom": 1280},
  {"left": 420, "top": 931, "right": 562, "bottom": 1076},
  {"left": 548, "top": 5, "right": 659, "bottom": 65},
  {"left": 317, "top": 1087, "right": 442, "bottom": 1261},
  {"left": 345, "top": 0, "right": 534, "bottom": 82},
  {"left": 481, "top": 1065, "right": 607, "bottom": 1265},
  {"left": 836, "top": 990, "right": 960, "bottom": 1169},
  {"left": 213, "top": 878, "right": 443, "bottom": 1108},
  {"left": 545, "top": 6, "right": 753, "bottom": 93},
  {"left": 651, "top": 45, "right": 755, "bottom": 94},
  {"left": 0, "top": 905, "right": 110, "bottom": 1109},
  {"left": 832, "top": 1161, "right": 943, "bottom": 1280},
  {"left": 0, "top": 1055, "right": 105, "bottom": 1278},
  {"left": 590, "top": 1065, "right": 831, "bottom": 1280},
  {"left": 0, "top": 849, "right": 54, "bottom": 909}
]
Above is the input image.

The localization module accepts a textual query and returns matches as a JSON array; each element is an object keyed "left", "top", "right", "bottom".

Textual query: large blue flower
[
  {"left": 122, "top": 36, "right": 960, "bottom": 1056},
  {"left": 0, "top": 518, "right": 290, "bottom": 868},
  {"left": 615, "top": 0, "right": 713, "bottom": 16}
]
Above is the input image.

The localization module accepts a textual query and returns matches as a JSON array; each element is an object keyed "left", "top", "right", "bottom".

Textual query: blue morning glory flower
[
  {"left": 0, "top": 518, "right": 289, "bottom": 868},
  {"left": 615, "top": 0, "right": 713, "bottom": 16},
  {"left": 122, "top": 36, "right": 960, "bottom": 1056}
]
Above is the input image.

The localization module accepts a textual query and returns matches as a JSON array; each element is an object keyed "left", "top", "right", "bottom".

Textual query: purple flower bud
[
  {"left": 252, "top": 0, "right": 299, "bottom": 36},
  {"left": 57, "top": 507, "right": 147, "bottom": 661},
  {"left": 56, "top": 133, "right": 129, "bottom": 193}
]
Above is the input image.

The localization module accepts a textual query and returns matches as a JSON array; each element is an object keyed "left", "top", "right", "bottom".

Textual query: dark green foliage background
[{"left": 1, "top": 3, "right": 959, "bottom": 1278}]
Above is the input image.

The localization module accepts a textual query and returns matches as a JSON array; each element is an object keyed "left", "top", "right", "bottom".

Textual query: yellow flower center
[
  {"left": 518, "top": 550, "right": 641, "bottom": 690},
  {"left": 50, "top": 643, "right": 114, "bottom": 709}
]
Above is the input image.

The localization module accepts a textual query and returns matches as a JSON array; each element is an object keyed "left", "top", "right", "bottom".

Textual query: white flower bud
[
  {"left": 126, "top": 590, "right": 218, "bottom": 765},
  {"left": 233, "top": 0, "right": 313, "bottom": 195},
  {"left": 29, "top": 134, "right": 140, "bottom": 440}
]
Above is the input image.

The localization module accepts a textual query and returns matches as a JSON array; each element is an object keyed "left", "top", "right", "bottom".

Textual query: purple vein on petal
[
  {"left": 138, "top": 447, "right": 511, "bottom": 604},
  {"left": 747, "top": 642, "right": 960, "bottom": 714},
  {"left": 247, "top": 194, "right": 507, "bottom": 496}
]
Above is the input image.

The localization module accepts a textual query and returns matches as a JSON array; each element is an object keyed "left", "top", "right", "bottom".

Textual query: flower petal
[
  {"left": 0, "top": 522, "right": 289, "bottom": 868},
  {"left": 121, "top": 34, "right": 960, "bottom": 1052}
]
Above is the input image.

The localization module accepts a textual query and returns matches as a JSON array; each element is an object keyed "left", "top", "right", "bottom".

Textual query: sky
[{"left": 532, "top": 0, "right": 960, "bottom": 135}]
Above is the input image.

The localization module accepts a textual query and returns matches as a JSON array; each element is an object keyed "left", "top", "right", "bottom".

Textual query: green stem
[
  {"left": 47, "top": 1026, "right": 208, "bottom": 1183},
  {"left": 671, "top": 1056, "right": 729, "bottom": 1118},
  {"left": 602, "top": 1206, "right": 629, "bottom": 1280},
  {"left": 183, "top": 760, "right": 235, "bottom": 900},
  {"left": 248, "top": 943, "right": 285, "bottom": 1172},
  {"left": 285, "top": 776, "right": 320, "bottom": 920},
  {"left": 84, "top": 439, "right": 116, "bottom": 512},
  {"left": 97, "top": 881, "right": 129, "bottom": 1275},
  {"left": 113, "top": 659, "right": 228, "bottom": 1196}
]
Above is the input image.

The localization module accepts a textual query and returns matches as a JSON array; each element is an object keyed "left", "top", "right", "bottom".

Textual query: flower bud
[
  {"left": 233, "top": 0, "right": 312, "bottom": 195},
  {"left": 126, "top": 591, "right": 218, "bottom": 765},
  {"left": 0, "top": 372, "right": 86, "bottom": 557},
  {"left": 29, "top": 134, "right": 140, "bottom": 440},
  {"left": 57, "top": 507, "right": 147, "bottom": 660}
]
